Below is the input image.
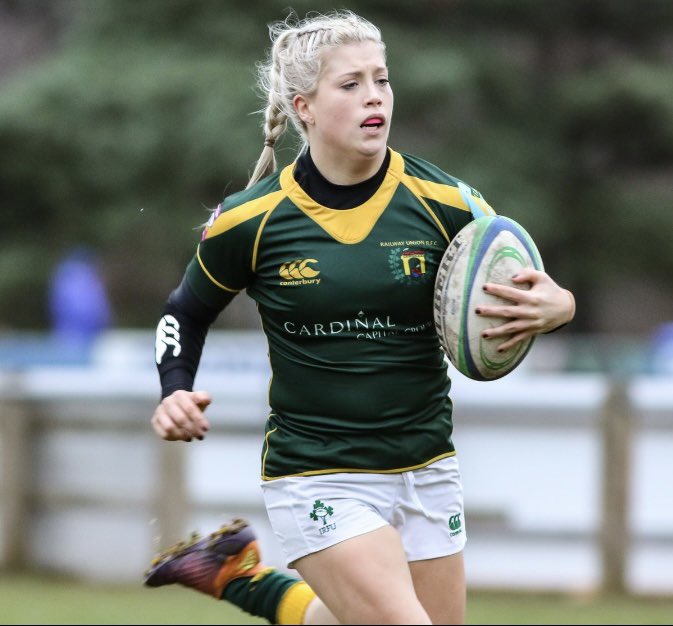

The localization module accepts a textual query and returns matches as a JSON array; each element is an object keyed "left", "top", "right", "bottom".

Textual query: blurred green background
[{"left": 1, "top": 0, "right": 672, "bottom": 337}]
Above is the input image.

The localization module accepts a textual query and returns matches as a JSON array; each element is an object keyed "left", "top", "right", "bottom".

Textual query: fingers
[
  {"left": 477, "top": 268, "right": 574, "bottom": 350},
  {"left": 476, "top": 301, "right": 537, "bottom": 321},
  {"left": 491, "top": 328, "right": 534, "bottom": 353},
  {"left": 510, "top": 268, "right": 542, "bottom": 284},
  {"left": 475, "top": 281, "right": 541, "bottom": 323},
  {"left": 481, "top": 268, "right": 549, "bottom": 303},
  {"left": 150, "top": 390, "right": 211, "bottom": 442},
  {"left": 193, "top": 390, "right": 212, "bottom": 411}
]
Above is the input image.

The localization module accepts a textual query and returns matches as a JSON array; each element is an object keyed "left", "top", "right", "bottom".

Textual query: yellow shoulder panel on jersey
[
  {"left": 204, "top": 189, "right": 287, "bottom": 240},
  {"left": 401, "top": 175, "right": 469, "bottom": 212},
  {"left": 279, "top": 150, "right": 405, "bottom": 244},
  {"left": 401, "top": 174, "right": 496, "bottom": 217},
  {"left": 401, "top": 174, "right": 496, "bottom": 242}
]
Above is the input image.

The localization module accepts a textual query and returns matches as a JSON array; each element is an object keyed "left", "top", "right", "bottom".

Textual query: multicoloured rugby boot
[{"left": 144, "top": 518, "right": 266, "bottom": 598}]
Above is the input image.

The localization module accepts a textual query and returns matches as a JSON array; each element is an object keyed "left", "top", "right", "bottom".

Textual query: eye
[
  {"left": 342, "top": 82, "right": 358, "bottom": 90},
  {"left": 377, "top": 78, "right": 390, "bottom": 86}
]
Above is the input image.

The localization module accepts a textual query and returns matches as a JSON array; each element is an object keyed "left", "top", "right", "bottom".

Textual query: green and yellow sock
[
  {"left": 222, "top": 568, "right": 316, "bottom": 624},
  {"left": 276, "top": 580, "right": 316, "bottom": 625}
]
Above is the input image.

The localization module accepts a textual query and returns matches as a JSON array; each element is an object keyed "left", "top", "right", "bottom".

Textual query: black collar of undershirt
[{"left": 293, "top": 148, "right": 391, "bottom": 210}]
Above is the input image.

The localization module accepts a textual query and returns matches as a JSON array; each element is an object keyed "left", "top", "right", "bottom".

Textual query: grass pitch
[{"left": 2, "top": 574, "right": 673, "bottom": 624}]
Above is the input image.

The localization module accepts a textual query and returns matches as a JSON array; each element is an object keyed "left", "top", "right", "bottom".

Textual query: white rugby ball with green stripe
[{"left": 434, "top": 216, "right": 544, "bottom": 381}]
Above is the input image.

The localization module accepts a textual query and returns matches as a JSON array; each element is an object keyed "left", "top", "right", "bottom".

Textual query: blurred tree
[{"left": 0, "top": 0, "right": 671, "bottom": 332}]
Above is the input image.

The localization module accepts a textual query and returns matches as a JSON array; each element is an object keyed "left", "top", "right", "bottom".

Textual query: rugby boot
[{"left": 144, "top": 518, "right": 265, "bottom": 598}]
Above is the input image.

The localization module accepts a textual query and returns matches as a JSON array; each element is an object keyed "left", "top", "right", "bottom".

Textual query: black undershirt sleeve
[{"left": 155, "top": 277, "right": 234, "bottom": 399}]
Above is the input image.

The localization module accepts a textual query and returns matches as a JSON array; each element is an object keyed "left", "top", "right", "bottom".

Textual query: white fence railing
[{"left": 0, "top": 331, "right": 672, "bottom": 594}]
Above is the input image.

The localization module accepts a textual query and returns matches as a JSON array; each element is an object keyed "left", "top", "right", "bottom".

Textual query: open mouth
[{"left": 361, "top": 116, "right": 384, "bottom": 129}]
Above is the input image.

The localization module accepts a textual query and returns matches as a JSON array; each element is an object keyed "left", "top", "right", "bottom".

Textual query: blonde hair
[{"left": 246, "top": 10, "right": 385, "bottom": 189}]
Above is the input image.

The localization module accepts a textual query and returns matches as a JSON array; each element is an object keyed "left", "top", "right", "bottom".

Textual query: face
[{"left": 294, "top": 41, "right": 393, "bottom": 162}]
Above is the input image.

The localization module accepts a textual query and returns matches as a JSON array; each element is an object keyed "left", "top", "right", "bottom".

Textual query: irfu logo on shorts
[
  {"left": 448, "top": 513, "right": 463, "bottom": 536},
  {"left": 309, "top": 499, "right": 336, "bottom": 535}
]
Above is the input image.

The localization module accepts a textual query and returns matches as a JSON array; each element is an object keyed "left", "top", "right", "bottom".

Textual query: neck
[{"left": 308, "top": 145, "right": 387, "bottom": 185}]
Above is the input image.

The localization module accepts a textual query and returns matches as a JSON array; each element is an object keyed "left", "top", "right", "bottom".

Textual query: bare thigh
[
  {"left": 410, "top": 551, "right": 466, "bottom": 625},
  {"left": 294, "top": 524, "right": 432, "bottom": 625}
]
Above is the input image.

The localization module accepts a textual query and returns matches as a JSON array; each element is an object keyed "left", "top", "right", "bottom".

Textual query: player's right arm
[
  {"left": 152, "top": 275, "right": 235, "bottom": 442},
  {"left": 152, "top": 185, "right": 278, "bottom": 441}
]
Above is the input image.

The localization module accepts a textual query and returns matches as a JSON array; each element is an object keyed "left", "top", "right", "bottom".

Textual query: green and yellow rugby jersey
[{"left": 186, "top": 148, "right": 495, "bottom": 479}]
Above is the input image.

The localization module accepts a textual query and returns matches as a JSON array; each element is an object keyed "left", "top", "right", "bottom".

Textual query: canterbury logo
[
  {"left": 448, "top": 514, "right": 462, "bottom": 531},
  {"left": 155, "top": 315, "right": 181, "bottom": 364},
  {"left": 279, "top": 259, "right": 320, "bottom": 280}
]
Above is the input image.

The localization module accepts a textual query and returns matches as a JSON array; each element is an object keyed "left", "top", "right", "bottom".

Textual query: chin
[{"left": 357, "top": 141, "right": 387, "bottom": 159}]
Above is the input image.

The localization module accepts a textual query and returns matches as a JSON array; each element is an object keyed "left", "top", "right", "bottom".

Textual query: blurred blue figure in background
[
  {"left": 648, "top": 322, "right": 673, "bottom": 375},
  {"left": 48, "top": 247, "right": 112, "bottom": 358}
]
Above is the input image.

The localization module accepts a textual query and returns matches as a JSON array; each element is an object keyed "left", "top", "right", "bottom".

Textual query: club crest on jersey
[
  {"left": 388, "top": 247, "right": 431, "bottom": 284},
  {"left": 279, "top": 258, "right": 321, "bottom": 286},
  {"left": 201, "top": 204, "right": 223, "bottom": 241}
]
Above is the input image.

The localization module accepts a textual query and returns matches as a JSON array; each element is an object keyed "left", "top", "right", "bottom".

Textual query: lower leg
[{"left": 303, "top": 597, "right": 341, "bottom": 625}]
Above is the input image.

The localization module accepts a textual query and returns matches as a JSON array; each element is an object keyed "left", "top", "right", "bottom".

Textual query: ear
[{"left": 293, "top": 94, "right": 314, "bottom": 125}]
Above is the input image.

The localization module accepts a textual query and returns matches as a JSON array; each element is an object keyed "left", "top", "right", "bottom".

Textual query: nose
[{"left": 364, "top": 81, "right": 383, "bottom": 106}]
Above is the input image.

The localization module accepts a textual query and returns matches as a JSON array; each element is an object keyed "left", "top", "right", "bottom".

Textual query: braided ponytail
[{"left": 246, "top": 102, "right": 288, "bottom": 189}]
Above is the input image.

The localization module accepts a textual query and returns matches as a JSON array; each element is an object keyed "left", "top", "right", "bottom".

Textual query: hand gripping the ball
[{"left": 476, "top": 269, "right": 576, "bottom": 353}]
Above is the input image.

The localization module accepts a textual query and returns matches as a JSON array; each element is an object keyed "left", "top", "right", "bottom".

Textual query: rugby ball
[{"left": 434, "top": 215, "right": 544, "bottom": 381}]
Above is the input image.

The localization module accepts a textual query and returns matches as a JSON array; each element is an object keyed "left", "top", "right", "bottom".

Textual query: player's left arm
[{"left": 476, "top": 269, "right": 576, "bottom": 352}]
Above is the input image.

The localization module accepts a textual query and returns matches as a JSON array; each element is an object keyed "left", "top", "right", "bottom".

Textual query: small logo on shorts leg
[
  {"left": 309, "top": 500, "right": 336, "bottom": 535},
  {"left": 448, "top": 513, "right": 463, "bottom": 537}
]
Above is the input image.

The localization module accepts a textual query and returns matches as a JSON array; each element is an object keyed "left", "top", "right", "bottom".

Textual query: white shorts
[{"left": 261, "top": 456, "right": 466, "bottom": 567}]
